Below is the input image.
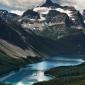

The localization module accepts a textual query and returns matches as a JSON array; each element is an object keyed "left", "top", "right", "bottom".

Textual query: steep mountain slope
[
  {"left": 0, "top": 11, "right": 44, "bottom": 75},
  {"left": 22, "top": 9, "right": 40, "bottom": 19}
]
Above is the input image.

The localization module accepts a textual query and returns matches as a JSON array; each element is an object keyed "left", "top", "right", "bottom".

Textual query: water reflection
[
  {"left": 35, "top": 71, "right": 52, "bottom": 82},
  {"left": 16, "top": 71, "right": 52, "bottom": 85},
  {"left": 29, "top": 57, "right": 85, "bottom": 71}
]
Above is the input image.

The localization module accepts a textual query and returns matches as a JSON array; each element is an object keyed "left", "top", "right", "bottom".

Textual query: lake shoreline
[
  {"left": 34, "top": 62, "right": 85, "bottom": 85},
  {"left": 0, "top": 57, "right": 42, "bottom": 83},
  {"left": 0, "top": 56, "right": 85, "bottom": 85}
]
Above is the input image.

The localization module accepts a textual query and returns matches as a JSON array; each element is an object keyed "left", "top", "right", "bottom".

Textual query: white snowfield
[
  {"left": 34, "top": 6, "right": 72, "bottom": 15},
  {"left": 55, "top": 8, "right": 72, "bottom": 17},
  {"left": 33, "top": 7, "right": 51, "bottom": 14},
  {"left": 33, "top": 6, "right": 75, "bottom": 21}
]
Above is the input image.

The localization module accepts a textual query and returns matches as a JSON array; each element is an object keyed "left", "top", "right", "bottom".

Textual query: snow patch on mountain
[
  {"left": 10, "top": 10, "right": 24, "bottom": 15},
  {"left": 55, "top": 8, "right": 72, "bottom": 17},
  {"left": 33, "top": 7, "right": 51, "bottom": 21},
  {"left": 33, "top": 7, "right": 51, "bottom": 14},
  {"left": 39, "top": 14, "right": 46, "bottom": 21},
  {"left": 33, "top": 6, "right": 74, "bottom": 21}
]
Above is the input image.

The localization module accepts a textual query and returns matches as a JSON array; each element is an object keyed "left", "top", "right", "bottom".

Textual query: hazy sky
[
  {"left": 0, "top": 0, "right": 85, "bottom": 15},
  {"left": 0, "top": 0, "right": 46, "bottom": 15},
  {"left": 53, "top": 0, "right": 85, "bottom": 12}
]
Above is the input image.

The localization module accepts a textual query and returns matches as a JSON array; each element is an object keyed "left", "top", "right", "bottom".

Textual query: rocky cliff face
[
  {"left": 20, "top": 0, "right": 85, "bottom": 39},
  {"left": 16, "top": 0, "right": 85, "bottom": 53},
  {"left": 22, "top": 9, "right": 40, "bottom": 19},
  {"left": 83, "top": 9, "right": 85, "bottom": 22}
]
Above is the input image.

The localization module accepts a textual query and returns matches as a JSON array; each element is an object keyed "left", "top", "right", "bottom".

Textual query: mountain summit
[
  {"left": 44, "top": 0, "right": 53, "bottom": 5},
  {"left": 41, "top": 0, "right": 60, "bottom": 7}
]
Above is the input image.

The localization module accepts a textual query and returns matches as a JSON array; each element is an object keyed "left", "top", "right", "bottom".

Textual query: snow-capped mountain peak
[{"left": 20, "top": 0, "right": 85, "bottom": 31}]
